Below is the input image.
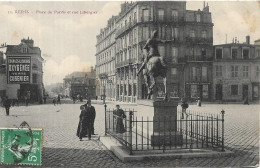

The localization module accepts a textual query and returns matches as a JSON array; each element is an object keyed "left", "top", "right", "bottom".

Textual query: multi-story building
[
  {"left": 212, "top": 36, "right": 260, "bottom": 102},
  {"left": 5, "top": 38, "right": 44, "bottom": 102},
  {"left": 96, "top": 2, "right": 214, "bottom": 103},
  {"left": 63, "top": 67, "right": 96, "bottom": 99},
  {"left": 95, "top": 16, "right": 118, "bottom": 101},
  {"left": 182, "top": 4, "right": 214, "bottom": 101}
]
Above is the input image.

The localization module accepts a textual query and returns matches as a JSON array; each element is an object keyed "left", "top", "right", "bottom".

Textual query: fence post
[
  {"left": 221, "top": 110, "right": 225, "bottom": 152},
  {"left": 104, "top": 104, "right": 107, "bottom": 135},
  {"left": 129, "top": 111, "right": 133, "bottom": 155}
]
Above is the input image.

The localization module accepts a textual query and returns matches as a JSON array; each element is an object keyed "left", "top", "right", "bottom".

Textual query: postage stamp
[{"left": 0, "top": 127, "right": 42, "bottom": 165}]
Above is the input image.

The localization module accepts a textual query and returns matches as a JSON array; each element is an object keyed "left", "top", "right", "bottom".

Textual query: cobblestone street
[{"left": 0, "top": 101, "right": 259, "bottom": 167}]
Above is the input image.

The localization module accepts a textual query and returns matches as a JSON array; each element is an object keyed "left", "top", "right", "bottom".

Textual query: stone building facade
[
  {"left": 212, "top": 37, "right": 260, "bottom": 102},
  {"left": 95, "top": 1, "right": 214, "bottom": 103},
  {"left": 4, "top": 38, "right": 44, "bottom": 102},
  {"left": 95, "top": 16, "right": 118, "bottom": 101}
]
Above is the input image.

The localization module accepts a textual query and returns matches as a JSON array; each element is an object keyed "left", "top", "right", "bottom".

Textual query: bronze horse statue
[{"left": 137, "top": 30, "right": 173, "bottom": 100}]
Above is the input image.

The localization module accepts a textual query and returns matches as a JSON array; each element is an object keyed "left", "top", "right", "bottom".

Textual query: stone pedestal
[{"left": 151, "top": 100, "right": 183, "bottom": 146}]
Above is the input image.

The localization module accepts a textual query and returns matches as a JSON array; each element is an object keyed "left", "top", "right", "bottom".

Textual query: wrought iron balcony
[{"left": 115, "top": 58, "right": 136, "bottom": 68}]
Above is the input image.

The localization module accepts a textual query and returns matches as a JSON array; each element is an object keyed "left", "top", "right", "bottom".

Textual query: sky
[{"left": 0, "top": 1, "right": 259, "bottom": 86}]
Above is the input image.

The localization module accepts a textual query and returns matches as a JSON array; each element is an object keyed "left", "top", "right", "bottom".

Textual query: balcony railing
[
  {"left": 177, "top": 55, "right": 213, "bottom": 63},
  {"left": 115, "top": 58, "right": 136, "bottom": 68},
  {"left": 185, "top": 37, "right": 213, "bottom": 44}
]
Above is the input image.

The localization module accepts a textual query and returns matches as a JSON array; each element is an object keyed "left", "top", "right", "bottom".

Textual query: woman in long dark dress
[{"left": 113, "top": 105, "right": 126, "bottom": 133}]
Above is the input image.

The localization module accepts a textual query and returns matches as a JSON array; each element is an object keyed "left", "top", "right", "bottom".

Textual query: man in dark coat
[
  {"left": 3, "top": 97, "right": 11, "bottom": 116},
  {"left": 77, "top": 100, "right": 96, "bottom": 140},
  {"left": 113, "top": 105, "right": 126, "bottom": 133},
  {"left": 83, "top": 100, "right": 96, "bottom": 135}
]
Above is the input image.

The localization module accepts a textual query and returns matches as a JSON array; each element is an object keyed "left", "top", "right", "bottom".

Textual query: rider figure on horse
[{"left": 137, "top": 30, "right": 172, "bottom": 76}]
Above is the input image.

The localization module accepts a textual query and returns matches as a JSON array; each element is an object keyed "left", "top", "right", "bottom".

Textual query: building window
[
  {"left": 231, "top": 48, "right": 238, "bottom": 59},
  {"left": 231, "top": 85, "right": 238, "bottom": 95},
  {"left": 142, "top": 9, "right": 149, "bottom": 22},
  {"left": 201, "top": 48, "right": 206, "bottom": 57},
  {"left": 172, "top": 10, "right": 178, "bottom": 21},
  {"left": 215, "top": 48, "right": 223, "bottom": 59},
  {"left": 170, "top": 84, "right": 178, "bottom": 97},
  {"left": 190, "top": 30, "right": 195, "bottom": 38},
  {"left": 256, "top": 66, "right": 260, "bottom": 78},
  {"left": 142, "top": 26, "right": 149, "bottom": 40},
  {"left": 22, "top": 47, "right": 28, "bottom": 53},
  {"left": 120, "top": 85, "right": 123, "bottom": 95},
  {"left": 191, "top": 85, "right": 198, "bottom": 98},
  {"left": 242, "top": 48, "right": 250, "bottom": 59},
  {"left": 192, "top": 67, "right": 198, "bottom": 81},
  {"left": 124, "top": 84, "right": 127, "bottom": 96},
  {"left": 253, "top": 85, "right": 259, "bottom": 99},
  {"left": 128, "top": 84, "right": 132, "bottom": 96},
  {"left": 158, "top": 25, "right": 165, "bottom": 39},
  {"left": 256, "top": 49, "right": 260, "bottom": 58},
  {"left": 171, "top": 68, "right": 177, "bottom": 76},
  {"left": 231, "top": 65, "right": 238, "bottom": 78},
  {"left": 202, "top": 66, "right": 207, "bottom": 80},
  {"left": 134, "top": 12, "right": 137, "bottom": 22},
  {"left": 172, "top": 27, "right": 178, "bottom": 39},
  {"left": 33, "top": 74, "right": 37, "bottom": 84},
  {"left": 133, "top": 84, "right": 137, "bottom": 96},
  {"left": 202, "top": 85, "right": 208, "bottom": 99},
  {"left": 171, "top": 47, "right": 178, "bottom": 62},
  {"left": 158, "top": 9, "right": 164, "bottom": 21},
  {"left": 243, "top": 66, "right": 249, "bottom": 77},
  {"left": 196, "top": 14, "right": 201, "bottom": 22},
  {"left": 216, "top": 65, "right": 222, "bottom": 77},
  {"left": 202, "top": 30, "right": 207, "bottom": 38}
]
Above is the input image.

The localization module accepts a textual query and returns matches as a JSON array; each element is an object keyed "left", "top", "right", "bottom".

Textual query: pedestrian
[
  {"left": 3, "top": 97, "right": 11, "bottom": 116},
  {"left": 113, "top": 105, "right": 126, "bottom": 133},
  {"left": 43, "top": 95, "right": 47, "bottom": 104},
  {"left": 72, "top": 96, "right": 76, "bottom": 104},
  {"left": 57, "top": 95, "right": 61, "bottom": 105},
  {"left": 181, "top": 98, "right": 189, "bottom": 119},
  {"left": 24, "top": 95, "right": 30, "bottom": 106},
  {"left": 243, "top": 96, "right": 249, "bottom": 105},
  {"left": 79, "top": 95, "right": 83, "bottom": 102},
  {"left": 83, "top": 100, "right": 96, "bottom": 135},
  {"left": 77, "top": 100, "right": 95, "bottom": 140},
  {"left": 197, "top": 97, "right": 201, "bottom": 107},
  {"left": 53, "top": 97, "right": 57, "bottom": 106}
]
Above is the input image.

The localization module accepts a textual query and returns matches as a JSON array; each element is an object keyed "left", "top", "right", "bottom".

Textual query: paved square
[{"left": 0, "top": 101, "right": 259, "bottom": 167}]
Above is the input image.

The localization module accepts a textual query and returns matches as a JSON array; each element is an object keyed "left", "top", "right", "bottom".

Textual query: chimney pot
[{"left": 246, "top": 35, "right": 250, "bottom": 45}]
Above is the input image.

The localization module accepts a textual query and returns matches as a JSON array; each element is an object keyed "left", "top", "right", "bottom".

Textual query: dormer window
[{"left": 22, "top": 47, "right": 28, "bottom": 53}]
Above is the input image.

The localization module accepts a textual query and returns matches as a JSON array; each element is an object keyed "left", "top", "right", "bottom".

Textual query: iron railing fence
[{"left": 104, "top": 104, "right": 225, "bottom": 155}]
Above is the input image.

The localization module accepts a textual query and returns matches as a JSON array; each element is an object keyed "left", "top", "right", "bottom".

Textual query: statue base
[
  {"left": 151, "top": 132, "right": 183, "bottom": 146},
  {"left": 151, "top": 99, "right": 183, "bottom": 146}
]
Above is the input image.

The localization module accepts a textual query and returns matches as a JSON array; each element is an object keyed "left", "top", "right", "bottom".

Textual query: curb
[{"left": 100, "top": 136, "right": 234, "bottom": 162}]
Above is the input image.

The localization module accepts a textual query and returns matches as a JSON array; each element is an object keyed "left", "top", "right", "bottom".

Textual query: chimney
[
  {"left": 235, "top": 37, "right": 237, "bottom": 43},
  {"left": 246, "top": 35, "right": 250, "bottom": 45}
]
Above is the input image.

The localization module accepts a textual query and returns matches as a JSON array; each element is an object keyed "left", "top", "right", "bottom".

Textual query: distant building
[
  {"left": 213, "top": 36, "right": 260, "bottom": 102},
  {"left": 96, "top": 1, "right": 214, "bottom": 103},
  {"left": 63, "top": 67, "right": 96, "bottom": 99},
  {"left": 4, "top": 38, "right": 44, "bottom": 102}
]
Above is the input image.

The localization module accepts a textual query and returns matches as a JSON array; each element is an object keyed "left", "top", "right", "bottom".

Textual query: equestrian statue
[{"left": 137, "top": 30, "right": 174, "bottom": 100}]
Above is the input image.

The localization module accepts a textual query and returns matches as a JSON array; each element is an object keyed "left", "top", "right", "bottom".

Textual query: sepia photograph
[{"left": 0, "top": 0, "right": 259, "bottom": 167}]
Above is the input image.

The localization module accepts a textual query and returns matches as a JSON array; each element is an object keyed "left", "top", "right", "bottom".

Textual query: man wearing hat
[{"left": 84, "top": 100, "right": 96, "bottom": 136}]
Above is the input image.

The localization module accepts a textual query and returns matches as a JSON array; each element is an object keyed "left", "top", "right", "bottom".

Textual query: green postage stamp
[{"left": 0, "top": 128, "right": 42, "bottom": 165}]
